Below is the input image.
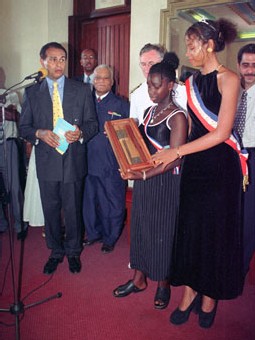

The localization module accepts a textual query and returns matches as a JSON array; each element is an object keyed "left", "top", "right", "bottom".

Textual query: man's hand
[
  {"left": 65, "top": 125, "right": 82, "bottom": 144},
  {"left": 36, "top": 129, "right": 60, "bottom": 148}
]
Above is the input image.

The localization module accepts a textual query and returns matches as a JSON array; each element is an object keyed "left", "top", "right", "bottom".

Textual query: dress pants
[
  {"left": 243, "top": 148, "right": 255, "bottom": 274},
  {"left": 0, "top": 139, "right": 27, "bottom": 233},
  {"left": 38, "top": 179, "right": 83, "bottom": 258},
  {"left": 83, "top": 174, "right": 126, "bottom": 246}
]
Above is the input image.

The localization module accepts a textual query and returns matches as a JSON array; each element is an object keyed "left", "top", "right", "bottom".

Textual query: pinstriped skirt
[{"left": 130, "top": 171, "right": 180, "bottom": 281}]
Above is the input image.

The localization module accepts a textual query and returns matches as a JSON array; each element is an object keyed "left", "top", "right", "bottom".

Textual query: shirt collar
[
  {"left": 246, "top": 83, "right": 255, "bottom": 97},
  {"left": 46, "top": 75, "right": 65, "bottom": 89},
  {"left": 96, "top": 92, "right": 109, "bottom": 101},
  {"left": 84, "top": 73, "right": 94, "bottom": 81}
]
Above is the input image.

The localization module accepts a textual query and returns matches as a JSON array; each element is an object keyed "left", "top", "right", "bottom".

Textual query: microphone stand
[{"left": 0, "top": 78, "right": 62, "bottom": 340}]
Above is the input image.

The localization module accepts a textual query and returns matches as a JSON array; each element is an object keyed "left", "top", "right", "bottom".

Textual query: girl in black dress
[{"left": 113, "top": 53, "right": 187, "bottom": 309}]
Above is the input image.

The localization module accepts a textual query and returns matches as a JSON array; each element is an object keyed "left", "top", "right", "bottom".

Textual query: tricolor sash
[
  {"left": 144, "top": 106, "right": 164, "bottom": 151},
  {"left": 143, "top": 106, "right": 180, "bottom": 174},
  {"left": 186, "top": 75, "right": 249, "bottom": 191}
]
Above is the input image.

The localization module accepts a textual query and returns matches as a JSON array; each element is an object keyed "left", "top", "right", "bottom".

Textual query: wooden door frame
[{"left": 69, "top": 0, "right": 131, "bottom": 78}]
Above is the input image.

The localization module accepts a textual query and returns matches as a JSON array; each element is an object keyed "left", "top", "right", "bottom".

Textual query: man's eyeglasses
[
  {"left": 139, "top": 61, "right": 156, "bottom": 69},
  {"left": 46, "top": 56, "right": 66, "bottom": 64},
  {"left": 94, "top": 76, "right": 111, "bottom": 81},
  {"left": 81, "top": 56, "right": 96, "bottom": 60}
]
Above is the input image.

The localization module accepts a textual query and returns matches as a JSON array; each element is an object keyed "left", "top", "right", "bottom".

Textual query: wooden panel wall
[{"left": 69, "top": 8, "right": 130, "bottom": 99}]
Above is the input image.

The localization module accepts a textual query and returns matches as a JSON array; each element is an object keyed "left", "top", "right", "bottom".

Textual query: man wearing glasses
[
  {"left": 19, "top": 42, "right": 98, "bottom": 275},
  {"left": 130, "top": 43, "right": 187, "bottom": 126},
  {"left": 74, "top": 48, "right": 98, "bottom": 87}
]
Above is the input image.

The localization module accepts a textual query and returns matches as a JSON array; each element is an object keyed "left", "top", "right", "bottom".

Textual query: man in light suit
[
  {"left": 19, "top": 42, "right": 98, "bottom": 275},
  {"left": 130, "top": 43, "right": 187, "bottom": 125}
]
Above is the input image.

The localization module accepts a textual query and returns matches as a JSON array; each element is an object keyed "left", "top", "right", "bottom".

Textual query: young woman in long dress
[{"left": 152, "top": 19, "right": 245, "bottom": 328}]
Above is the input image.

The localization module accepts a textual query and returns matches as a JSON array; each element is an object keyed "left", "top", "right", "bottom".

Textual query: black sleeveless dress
[
  {"left": 171, "top": 71, "right": 244, "bottom": 299},
  {"left": 130, "top": 108, "right": 185, "bottom": 281}
]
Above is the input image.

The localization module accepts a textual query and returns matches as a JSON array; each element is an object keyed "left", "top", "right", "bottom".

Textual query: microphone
[{"left": 25, "top": 68, "right": 48, "bottom": 81}]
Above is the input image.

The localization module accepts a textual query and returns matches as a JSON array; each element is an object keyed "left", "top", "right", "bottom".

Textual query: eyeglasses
[
  {"left": 139, "top": 61, "right": 156, "bottom": 69},
  {"left": 94, "top": 76, "right": 111, "bottom": 81},
  {"left": 81, "top": 55, "right": 96, "bottom": 60},
  {"left": 46, "top": 56, "right": 66, "bottom": 64}
]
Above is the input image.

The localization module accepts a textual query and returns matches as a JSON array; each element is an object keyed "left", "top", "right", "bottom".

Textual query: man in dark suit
[
  {"left": 73, "top": 48, "right": 98, "bottom": 88},
  {"left": 19, "top": 42, "right": 98, "bottom": 274},
  {"left": 73, "top": 48, "right": 117, "bottom": 93},
  {"left": 83, "top": 64, "right": 129, "bottom": 253}
]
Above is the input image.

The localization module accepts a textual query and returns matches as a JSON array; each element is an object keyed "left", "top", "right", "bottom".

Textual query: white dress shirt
[
  {"left": 242, "top": 84, "right": 255, "bottom": 148},
  {"left": 84, "top": 73, "right": 95, "bottom": 84}
]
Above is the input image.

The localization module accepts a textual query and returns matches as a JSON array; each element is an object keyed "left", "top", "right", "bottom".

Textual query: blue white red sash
[
  {"left": 143, "top": 106, "right": 164, "bottom": 150},
  {"left": 186, "top": 75, "right": 249, "bottom": 191},
  {"left": 143, "top": 105, "right": 180, "bottom": 174}
]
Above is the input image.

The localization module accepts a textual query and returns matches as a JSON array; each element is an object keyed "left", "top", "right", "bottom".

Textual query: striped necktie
[
  {"left": 234, "top": 90, "right": 247, "bottom": 146},
  {"left": 52, "top": 82, "right": 63, "bottom": 126}
]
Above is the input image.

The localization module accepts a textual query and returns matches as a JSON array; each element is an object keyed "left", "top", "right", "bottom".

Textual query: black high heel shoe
[
  {"left": 170, "top": 294, "right": 201, "bottom": 325},
  {"left": 198, "top": 301, "right": 218, "bottom": 328}
]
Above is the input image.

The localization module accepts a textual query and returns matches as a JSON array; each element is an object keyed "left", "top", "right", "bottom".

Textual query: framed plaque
[{"left": 104, "top": 118, "right": 154, "bottom": 173}]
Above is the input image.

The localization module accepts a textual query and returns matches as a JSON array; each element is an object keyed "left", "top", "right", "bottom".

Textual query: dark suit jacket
[
  {"left": 73, "top": 75, "right": 85, "bottom": 83},
  {"left": 87, "top": 91, "right": 130, "bottom": 177},
  {"left": 19, "top": 77, "right": 98, "bottom": 183}
]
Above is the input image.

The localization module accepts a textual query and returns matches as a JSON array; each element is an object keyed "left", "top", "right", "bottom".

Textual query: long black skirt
[{"left": 130, "top": 171, "right": 180, "bottom": 281}]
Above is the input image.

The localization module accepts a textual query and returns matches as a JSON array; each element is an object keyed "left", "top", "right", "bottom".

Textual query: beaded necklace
[{"left": 150, "top": 101, "right": 173, "bottom": 123}]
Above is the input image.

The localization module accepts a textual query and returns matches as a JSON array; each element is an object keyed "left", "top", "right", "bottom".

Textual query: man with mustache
[
  {"left": 236, "top": 43, "right": 255, "bottom": 275},
  {"left": 74, "top": 48, "right": 98, "bottom": 89}
]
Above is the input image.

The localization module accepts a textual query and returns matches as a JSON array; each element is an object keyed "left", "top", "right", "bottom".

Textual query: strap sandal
[
  {"left": 154, "top": 286, "right": 171, "bottom": 310},
  {"left": 113, "top": 279, "right": 147, "bottom": 298}
]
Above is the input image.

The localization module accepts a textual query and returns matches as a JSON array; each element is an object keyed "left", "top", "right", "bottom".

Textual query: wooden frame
[
  {"left": 95, "top": 0, "right": 125, "bottom": 10},
  {"left": 104, "top": 118, "right": 154, "bottom": 173},
  {"left": 91, "top": 0, "right": 130, "bottom": 17}
]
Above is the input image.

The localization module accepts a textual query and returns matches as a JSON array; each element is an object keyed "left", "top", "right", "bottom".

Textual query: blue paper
[{"left": 53, "top": 118, "right": 75, "bottom": 154}]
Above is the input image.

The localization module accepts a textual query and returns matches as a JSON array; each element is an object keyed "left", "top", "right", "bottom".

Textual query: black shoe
[
  {"left": 17, "top": 228, "right": 28, "bottom": 241},
  {"left": 83, "top": 237, "right": 102, "bottom": 246},
  {"left": 68, "top": 256, "right": 81, "bottom": 274},
  {"left": 154, "top": 286, "right": 171, "bottom": 310},
  {"left": 101, "top": 244, "right": 114, "bottom": 254},
  {"left": 199, "top": 301, "right": 218, "bottom": 328},
  {"left": 43, "top": 257, "right": 63, "bottom": 275},
  {"left": 170, "top": 294, "right": 201, "bottom": 325},
  {"left": 113, "top": 280, "right": 147, "bottom": 298}
]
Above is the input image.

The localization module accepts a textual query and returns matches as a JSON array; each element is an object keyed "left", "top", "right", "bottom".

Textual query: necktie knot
[
  {"left": 97, "top": 97, "right": 101, "bottom": 103},
  {"left": 87, "top": 76, "right": 90, "bottom": 84},
  {"left": 242, "top": 90, "right": 247, "bottom": 101}
]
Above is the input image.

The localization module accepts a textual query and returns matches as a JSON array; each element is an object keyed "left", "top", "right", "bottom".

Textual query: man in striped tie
[
  {"left": 236, "top": 43, "right": 255, "bottom": 276},
  {"left": 19, "top": 42, "right": 98, "bottom": 275}
]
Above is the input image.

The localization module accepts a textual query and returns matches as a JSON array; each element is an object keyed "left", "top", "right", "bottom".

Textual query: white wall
[
  {"left": 129, "top": 0, "right": 168, "bottom": 92},
  {"left": 0, "top": 0, "right": 167, "bottom": 99},
  {"left": 0, "top": 0, "right": 242, "bottom": 101},
  {"left": 0, "top": 0, "right": 73, "bottom": 93}
]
